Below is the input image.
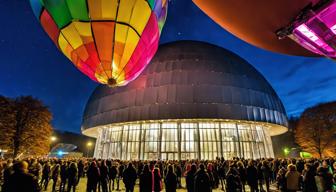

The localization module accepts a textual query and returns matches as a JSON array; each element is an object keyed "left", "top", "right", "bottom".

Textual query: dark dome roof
[{"left": 82, "top": 41, "right": 288, "bottom": 133}]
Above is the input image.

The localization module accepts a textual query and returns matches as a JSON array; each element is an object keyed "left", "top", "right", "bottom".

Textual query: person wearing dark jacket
[
  {"left": 117, "top": 163, "right": 124, "bottom": 191},
  {"left": 237, "top": 161, "right": 247, "bottom": 192},
  {"left": 246, "top": 160, "right": 258, "bottom": 192},
  {"left": 2, "top": 161, "right": 41, "bottom": 192},
  {"left": 109, "top": 163, "right": 118, "bottom": 191},
  {"left": 165, "top": 164, "right": 177, "bottom": 192},
  {"left": 123, "top": 163, "right": 137, "bottom": 192},
  {"left": 153, "top": 167, "right": 162, "bottom": 192},
  {"left": 87, "top": 161, "right": 100, "bottom": 192},
  {"left": 99, "top": 160, "right": 109, "bottom": 192},
  {"left": 139, "top": 164, "right": 152, "bottom": 192},
  {"left": 67, "top": 162, "right": 78, "bottom": 192},
  {"left": 40, "top": 161, "right": 51, "bottom": 191},
  {"left": 302, "top": 163, "right": 317, "bottom": 192},
  {"left": 186, "top": 164, "right": 197, "bottom": 192},
  {"left": 60, "top": 161, "right": 68, "bottom": 192},
  {"left": 78, "top": 160, "right": 85, "bottom": 179},
  {"left": 51, "top": 164, "right": 60, "bottom": 192},
  {"left": 226, "top": 167, "right": 241, "bottom": 192},
  {"left": 194, "top": 164, "right": 211, "bottom": 192},
  {"left": 261, "top": 160, "right": 271, "bottom": 192}
]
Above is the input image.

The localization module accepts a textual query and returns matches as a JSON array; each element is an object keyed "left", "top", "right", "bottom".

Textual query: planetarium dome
[{"left": 82, "top": 41, "right": 288, "bottom": 160}]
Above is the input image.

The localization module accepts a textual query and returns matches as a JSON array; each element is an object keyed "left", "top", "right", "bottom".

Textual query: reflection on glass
[{"left": 95, "top": 121, "right": 275, "bottom": 160}]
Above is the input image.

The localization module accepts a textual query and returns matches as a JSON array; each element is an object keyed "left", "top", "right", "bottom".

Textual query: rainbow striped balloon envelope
[{"left": 29, "top": 0, "right": 168, "bottom": 86}]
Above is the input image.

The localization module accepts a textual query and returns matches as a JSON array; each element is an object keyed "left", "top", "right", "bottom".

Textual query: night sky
[{"left": 1, "top": 0, "right": 336, "bottom": 133}]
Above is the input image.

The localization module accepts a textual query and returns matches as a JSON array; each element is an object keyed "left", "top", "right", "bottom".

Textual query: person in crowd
[
  {"left": 29, "top": 159, "right": 42, "bottom": 182},
  {"left": 165, "top": 164, "right": 177, "bottom": 192},
  {"left": 186, "top": 164, "right": 197, "bottom": 192},
  {"left": 40, "top": 161, "right": 51, "bottom": 191},
  {"left": 67, "top": 162, "right": 78, "bottom": 192},
  {"left": 108, "top": 162, "right": 118, "bottom": 191},
  {"left": 139, "top": 164, "right": 152, "bottom": 192},
  {"left": 51, "top": 163, "right": 60, "bottom": 192},
  {"left": 117, "top": 162, "right": 124, "bottom": 191},
  {"left": 175, "top": 163, "right": 182, "bottom": 188},
  {"left": 315, "top": 165, "right": 333, "bottom": 192},
  {"left": 276, "top": 167, "right": 287, "bottom": 192},
  {"left": 237, "top": 161, "right": 247, "bottom": 192},
  {"left": 217, "top": 162, "right": 226, "bottom": 190},
  {"left": 194, "top": 164, "right": 211, "bottom": 192},
  {"left": 2, "top": 161, "right": 40, "bottom": 192},
  {"left": 285, "top": 164, "right": 301, "bottom": 192},
  {"left": 153, "top": 167, "right": 162, "bottom": 192},
  {"left": 78, "top": 160, "right": 85, "bottom": 179},
  {"left": 99, "top": 160, "right": 109, "bottom": 192},
  {"left": 87, "top": 161, "right": 100, "bottom": 192},
  {"left": 226, "top": 166, "right": 241, "bottom": 192},
  {"left": 302, "top": 163, "right": 318, "bottom": 192},
  {"left": 261, "top": 160, "right": 271, "bottom": 192},
  {"left": 123, "top": 162, "right": 137, "bottom": 192},
  {"left": 60, "top": 160, "right": 68, "bottom": 192},
  {"left": 246, "top": 160, "right": 258, "bottom": 192}
]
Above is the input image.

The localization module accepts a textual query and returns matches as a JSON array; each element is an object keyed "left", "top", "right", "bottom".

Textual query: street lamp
[
  {"left": 86, "top": 142, "right": 93, "bottom": 157},
  {"left": 50, "top": 136, "right": 57, "bottom": 142}
]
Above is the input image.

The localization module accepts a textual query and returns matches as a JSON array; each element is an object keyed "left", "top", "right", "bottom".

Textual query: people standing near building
[
  {"left": 226, "top": 166, "right": 241, "bottom": 192},
  {"left": 40, "top": 161, "right": 51, "bottom": 191},
  {"left": 99, "top": 160, "right": 109, "bottom": 192},
  {"left": 194, "top": 164, "right": 211, "bottom": 192},
  {"left": 246, "top": 160, "right": 258, "bottom": 192},
  {"left": 139, "top": 164, "right": 152, "bottom": 192},
  {"left": 175, "top": 163, "right": 182, "bottom": 188},
  {"left": 87, "top": 161, "right": 100, "bottom": 192},
  {"left": 60, "top": 161, "right": 68, "bottom": 192},
  {"left": 285, "top": 164, "right": 301, "bottom": 192},
  {"left": 123, "top": 162, "right": 137, "bottom": 192},
  {"left": 51, "top": 163, "right": 60, "bottom": 192},
  {"left": 2, "top": 161, "right": 40, "bottom": 192},
  {"left": 261, "top": 160, "right": 271, "bottom": 192},
  {"left": 108, "top": 162, "right": 118, "bottom": 191},
  {"left": 117, "top": 162, "right": 124, "bottom": 191},
  {"left": 153, "top": 167, "right": 162, "bottom": 192},
  {"left": 67, "top": 162, "right": 78, "bottom": 192},
  {"left": 165, "top": 164, "right": 177, "bottom": 192},
  {"left": 186, "top": 164, "right": 197, "bottom": 192},
  {"left": 276, "top": 167, "right": 287, "bottom": 192},
  {"left": 237, "top": 161, "right": 247, "bottom": 192},
  {"left": 302, "top": 163, "right": 317, "bottom": 192}
]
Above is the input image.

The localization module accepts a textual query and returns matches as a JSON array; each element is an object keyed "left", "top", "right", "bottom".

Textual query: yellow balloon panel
[
  {"left": 117, "top": 0, "right": 137, "bottom": 23},
  {"left": 87, "top": 0, "right": 118, "bottom": 20},
  {"left": 61, "top": 23, "right": 84, "bottom": 50},
  {"left": 130, "top": 0, "right": 151, "bottom": 35},
  {"left": 117, "top": 28, "right": 139, "bottom": 76},
  {"left": 58, "top": 33, "right": 73, "bottom": 61}
]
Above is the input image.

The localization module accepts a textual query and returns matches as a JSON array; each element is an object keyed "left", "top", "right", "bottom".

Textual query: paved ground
[{"left": 45, "top": 178, "right": 280, "bottom": 192}]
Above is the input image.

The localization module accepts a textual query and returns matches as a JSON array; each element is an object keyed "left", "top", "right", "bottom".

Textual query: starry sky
[{"left": 1, "top": 0, "right": 336, "bottom": 133}]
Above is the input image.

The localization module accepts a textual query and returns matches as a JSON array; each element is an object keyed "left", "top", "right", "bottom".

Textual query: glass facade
[{"left": 94, "top": 120, "right": 275, "bottom": 160}]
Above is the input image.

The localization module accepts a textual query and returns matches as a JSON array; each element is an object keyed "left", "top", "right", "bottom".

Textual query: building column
[
  {"left": 196, "top": 122, "right": 201, "bottom": 160},
  {"left": 159, "top": 122, "right": 162, "bottom": 159},
  {"left": 235, "top": 123, "right": 242, "bottom": 158},
  {"left": 138, "top": 124, "right": 142, "bottom": 160},
  {"left": 218, "top": 122, "right": 223, "bottom": 158},
  {"left": 119, "top": 126, "right": 124, "bottom": 159},
  {"left": 178, "top": 123, "right": 181, "bottom": 161}
]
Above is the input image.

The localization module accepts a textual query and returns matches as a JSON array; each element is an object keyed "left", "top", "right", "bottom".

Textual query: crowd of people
[{"left": 0, "top": 157, "right": 336, "bottom": 192}]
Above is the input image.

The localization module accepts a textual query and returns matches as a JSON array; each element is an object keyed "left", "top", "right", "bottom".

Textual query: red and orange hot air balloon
[
  {"left": 30, "top": 0, "right": 168, "bottom": 86},
  {"left": 193, "top": 0, "right": 336, "bottom": 58}
]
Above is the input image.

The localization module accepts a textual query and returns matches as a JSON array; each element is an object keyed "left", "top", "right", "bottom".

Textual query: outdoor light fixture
[
  {"left": 277, "top": 0, "right": 336, "bottom": 58},
  {"left": 50, "top": 136, "right": 57, "bottom": 142}
]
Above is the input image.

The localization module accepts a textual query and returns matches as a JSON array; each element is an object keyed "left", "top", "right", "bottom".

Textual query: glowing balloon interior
[
  {"left": 30, "top": 0, "right": 168, "bottom": 86},
  {"left": 278, "top": 0, "right": 336, "bottom": 58}
]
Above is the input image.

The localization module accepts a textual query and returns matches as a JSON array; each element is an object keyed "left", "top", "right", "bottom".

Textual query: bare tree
[{"left": 295, "top": 102, "right": 336, "bottom": 158}]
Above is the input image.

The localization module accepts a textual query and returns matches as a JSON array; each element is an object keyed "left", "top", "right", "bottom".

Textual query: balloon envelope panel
[
  {"left": 192, "top": 0, "right": 320, "bottom": 57},
  {"left": 30, "top": 0, "right": 168, "bottom": 86}
]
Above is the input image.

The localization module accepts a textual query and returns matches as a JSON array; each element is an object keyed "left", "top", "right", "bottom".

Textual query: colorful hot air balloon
[
  {"left": 192, "top": 0, "right": 321, "bottom": 57},
  {"left": 29, "top": 0, "right": 168, "bottom": 86}
]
